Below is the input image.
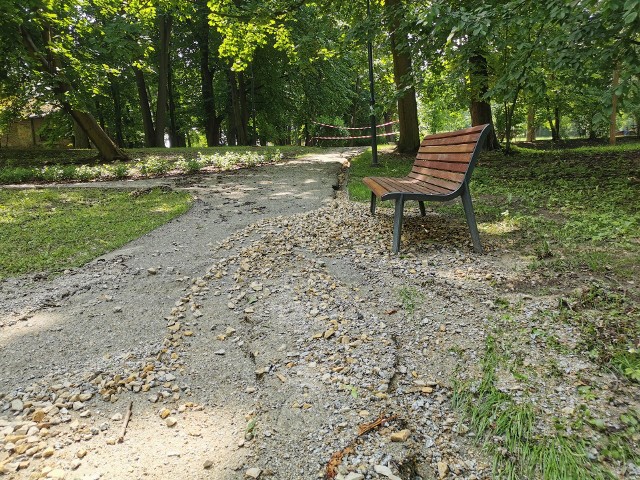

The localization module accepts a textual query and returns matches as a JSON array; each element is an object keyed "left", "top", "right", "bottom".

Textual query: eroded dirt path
[{"left": 1, "top": 150, "right": 638, "bottom": 480}]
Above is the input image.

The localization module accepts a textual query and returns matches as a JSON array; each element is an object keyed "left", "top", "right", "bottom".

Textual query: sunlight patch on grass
[{"left": 0, "top": 188, "right": 192, "bottom": 279}]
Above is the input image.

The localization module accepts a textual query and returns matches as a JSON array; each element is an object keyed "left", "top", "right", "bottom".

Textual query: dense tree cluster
[{"left": 0, "top": 0, "right": 638, "bottom": 159}]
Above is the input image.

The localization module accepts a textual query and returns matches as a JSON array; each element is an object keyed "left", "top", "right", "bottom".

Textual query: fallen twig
[
  {"left": 357, "top": 413, "right": 398, "bottom": 436},
  {"left": 325, "top": 413, "right": 399, "bottom": 479},
  {"left": 118, "top": 401, "right": 133, "bottom": 443},
  {"left": 326, "top": 444, "right": 355, "bottom": 479}
]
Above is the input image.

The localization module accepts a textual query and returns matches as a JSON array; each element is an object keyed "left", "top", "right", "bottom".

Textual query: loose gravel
[{"left": 1, "top": 150, "right": 638, "bottom": 480}]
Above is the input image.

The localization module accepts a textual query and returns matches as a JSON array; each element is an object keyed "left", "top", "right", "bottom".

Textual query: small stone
[
  {"left": 245, "top": 467, "right": 262, "bottom": 478},
  {"left": 344, "top": 473, "right": 365, "bottom": 480},
  {"left": 214, "top": 349, "right": 225, "bottom": 355},
  {"left": 42, "top": 446, "right": 55, "bottom": 458},
  {"left": 47, "top": 468, "right": 66, "bottom": 479},
  {"left": 203, "top": 460, "right": 214, "bottom": 469},
  {"left": 390, "top": 429, "right": 411, "bottom": 442},
  {"left": 374, "top": 465, "right": 401, "bottom": 480},
  {"left": 159, "top": 408, "right": 171, "bottom": 419},
  {"left": 437, "top": 461, "right": 449, "bottom": 479},
  {"left": 10, "top": 399, "right": 23, "bottom": 411},
  {"left": 562, "top": 406, "right": 575, "bottom": 416},
  {"left": 32, "top": 409, "right": 46, "bottom": 422},
  {"left": 111, "top": 413, "right": 123, "bottom": 421},
  {"left": 147, "top": 268, "right": 157, "bottom": 275},
  {"left": 76, "top": 449, "right": 87, "bottom": 459},
  {"left": 166, "top": 417, "right": 177, "bottom": 427},
  {"left": 71, "top": 459, "right": 82, "bottom": 470}
]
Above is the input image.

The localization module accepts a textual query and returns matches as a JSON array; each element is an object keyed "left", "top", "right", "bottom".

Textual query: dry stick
[
  {"left": 118, "top": 401, "right": 133, "bottom": 443},
  {"left": 326, "top": 413, "right": 399, "bottom": 479}
]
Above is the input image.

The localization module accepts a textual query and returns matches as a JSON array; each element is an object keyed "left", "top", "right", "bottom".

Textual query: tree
[{"left": 4, "top": 1, "right": 129, "bottom": 160}]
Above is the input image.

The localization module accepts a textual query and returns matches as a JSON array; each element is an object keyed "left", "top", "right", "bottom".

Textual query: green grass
[
  {"left": 0, "top": 146, "right": 323, "bottom": 184},
  {"left": 0, "top": 188, "right": 192, "bottom": 278},
  {"left": 454, "top": 336, "right": 614, "bottom": 480},
  {"left": 348, "top": 142, "right": 640, "bottom": 280}
]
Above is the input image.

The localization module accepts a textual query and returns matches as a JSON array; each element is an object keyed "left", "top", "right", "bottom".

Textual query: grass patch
[
  {"left": 0, "top": 188, "right": 192, "bottom": 278},
  {"left": 454, "top": 336, "right": 614, "bottom": 479},
  {"left": 0, "top": 146, "right": 324, "bottom": 184},
  {"left": 557, "top": 284, "right": 640, "bottom": 383},
  {"left": 348, "top": 141, "right": 640, "bottom": 282}
]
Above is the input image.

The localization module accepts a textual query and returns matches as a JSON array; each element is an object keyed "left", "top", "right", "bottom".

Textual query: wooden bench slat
[
  {"left": 413, "top": 159, "right": 469, "bottom": 173},
  {"left": 418, "top": 125, "right": 485, "bottom": 141},
  {"left": 407, "top": 172, "right": 459, "bottom": 192},
  {"left": 415, "top": 152, "right": 472, "bottom": 163},
  {"left": 411, "top": 166, "right": 465, "bottom": 183},
  {"left": 421, "top": 134, "right": 482, "bottom": 147},
  {"left": 419, "top": 144, "right": 475, "bottom": 154}
]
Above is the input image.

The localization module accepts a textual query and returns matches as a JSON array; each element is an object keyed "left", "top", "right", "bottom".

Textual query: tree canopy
[{"left": 1, "top": 0, "right": 638, "bottom": 158}]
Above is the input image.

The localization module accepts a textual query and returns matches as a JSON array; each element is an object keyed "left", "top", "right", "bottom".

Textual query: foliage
[
  {"left": 0, "top": 147, "right": 293, "bottom": 184},
  {"left": 0, "top": 188, "right": 192, "bottom": 278}
]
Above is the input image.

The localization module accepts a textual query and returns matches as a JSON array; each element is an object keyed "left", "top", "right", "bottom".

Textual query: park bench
[{"left": 363, "top": 124, "right": 492, "bottom": 254}]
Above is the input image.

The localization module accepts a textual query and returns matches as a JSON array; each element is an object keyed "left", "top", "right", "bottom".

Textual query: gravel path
[{"left": 1, "top": 150, "right": 638, "bottom": 480}]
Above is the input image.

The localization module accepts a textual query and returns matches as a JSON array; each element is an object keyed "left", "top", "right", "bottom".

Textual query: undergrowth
[
  {"left": 453, "top": 336, "right": 613, "bottom": 479},
  {"left": 0, "top": 148, "right": 289, "bottom": 184}
]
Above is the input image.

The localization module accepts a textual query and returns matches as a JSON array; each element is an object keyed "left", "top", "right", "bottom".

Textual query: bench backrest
[{"left": 409, "top": 124, "right": 492, "bottom": 196}]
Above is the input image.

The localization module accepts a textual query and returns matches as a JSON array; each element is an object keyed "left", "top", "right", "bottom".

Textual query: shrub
[{"left": 137, "top": 156, "right": 171, "bottom": 175}]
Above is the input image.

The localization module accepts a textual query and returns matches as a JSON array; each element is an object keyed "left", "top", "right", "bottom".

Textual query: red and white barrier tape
[
  {"left": 311, "top": 131, "right": 398, "bottom": 140},
  {"left": 311, "top": 120, "right": 399, "bottom": 131}
]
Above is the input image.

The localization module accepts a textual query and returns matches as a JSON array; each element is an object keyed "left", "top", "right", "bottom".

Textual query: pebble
[
  {"left": 374, "top": 465, "right": 401, "bottom": 480},
  {"left": 437, "top": 461, "right": 449, "bottom": 479},
  {"left": 245, "top": 467, "right": 262, "bottom": 478},
  {"left": 390, "top": 429, "right": 411, "bottom": 442},
  {"left": 166, "top": 417, "right": 177, "bottom": 427}
]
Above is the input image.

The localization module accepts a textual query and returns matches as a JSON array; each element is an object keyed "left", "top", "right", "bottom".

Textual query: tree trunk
[
  {"left": 66, "top": 106, "right": 127, "bottom": 161},
  {"left": 110, "top": 79, "right": 125, "bottom": 147},
  {"left": 197, "top": 0, "right": 220, "bottom": 147},
  {"left": 73, "top": 119, "right": 90, "bottom": 148},
  {"left": 469, "top": 53, "right": 500, "bottom": 150},
  {"left": 385, "top": 0, "right": 420, "bottom": 153},
  {"left": 20, "top": 25, "right": 127, "bottom": 160},
  {"left": 133, "top": 67, "right": 156, "bottom": 147},
  {"left": 167, "top": 55, "right": 186, "bottom": 147},
  {"left": 155, "top": 14, "right": 172, "bottom": 148},
  {"left": 526, "top": 105, "right": 536, "bottom": 142},
  {"left": 610, "top": 66, "right": 619, "bottom": 145},
  {"left": 228, "top": 69, "right": 249, "bottom": 145}
]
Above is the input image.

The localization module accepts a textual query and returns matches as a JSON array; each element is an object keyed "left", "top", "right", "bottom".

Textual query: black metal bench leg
[
  {"left": 370, "top": 191, "right": 377, "bottom": 215},
  {"left": 392, "top": 195, "right": 405, "bottom": 254},
  {"left": 418, "top": 201, "right": 426, "bottom": 216},
  {"left": 461, "top": 183, "right": 483, "bottom": 254}
]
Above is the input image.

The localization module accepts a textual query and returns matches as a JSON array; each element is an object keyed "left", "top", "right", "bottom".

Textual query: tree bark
[
  {"left": 228, "top": 69, "right": 249, "bottom": 145},
  {"left": 133, "top": 67, "right": 156, "bottom": 147},
  {"left": 110, "top": 79, "right": 125, "bottom": 147},
  {"left": 526, "top": 105, "right": 536, "bottom": 142},
  {"left": 197, "top": 0, "right": 221, "bottom": 146},
  {"left": 73, "top": 119, "right": 90, "bottom": 148},
  {"left": 385, "top": 0, "right": 420, "bottom": 153},
  {"left": 66, "top": 106, "right": 127, "bottom": 161},
  {"left": 168, "top": 56, "right": 185, "bottom": 147},
  {"left": 155, "top": 14, "right": 172, "bottom": 148},
  {"left": 469, "top": 53, "right": 500, "bottom": 150},
  {"left": 610, "top": 66, "right": 619, "bottom": 145}
]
